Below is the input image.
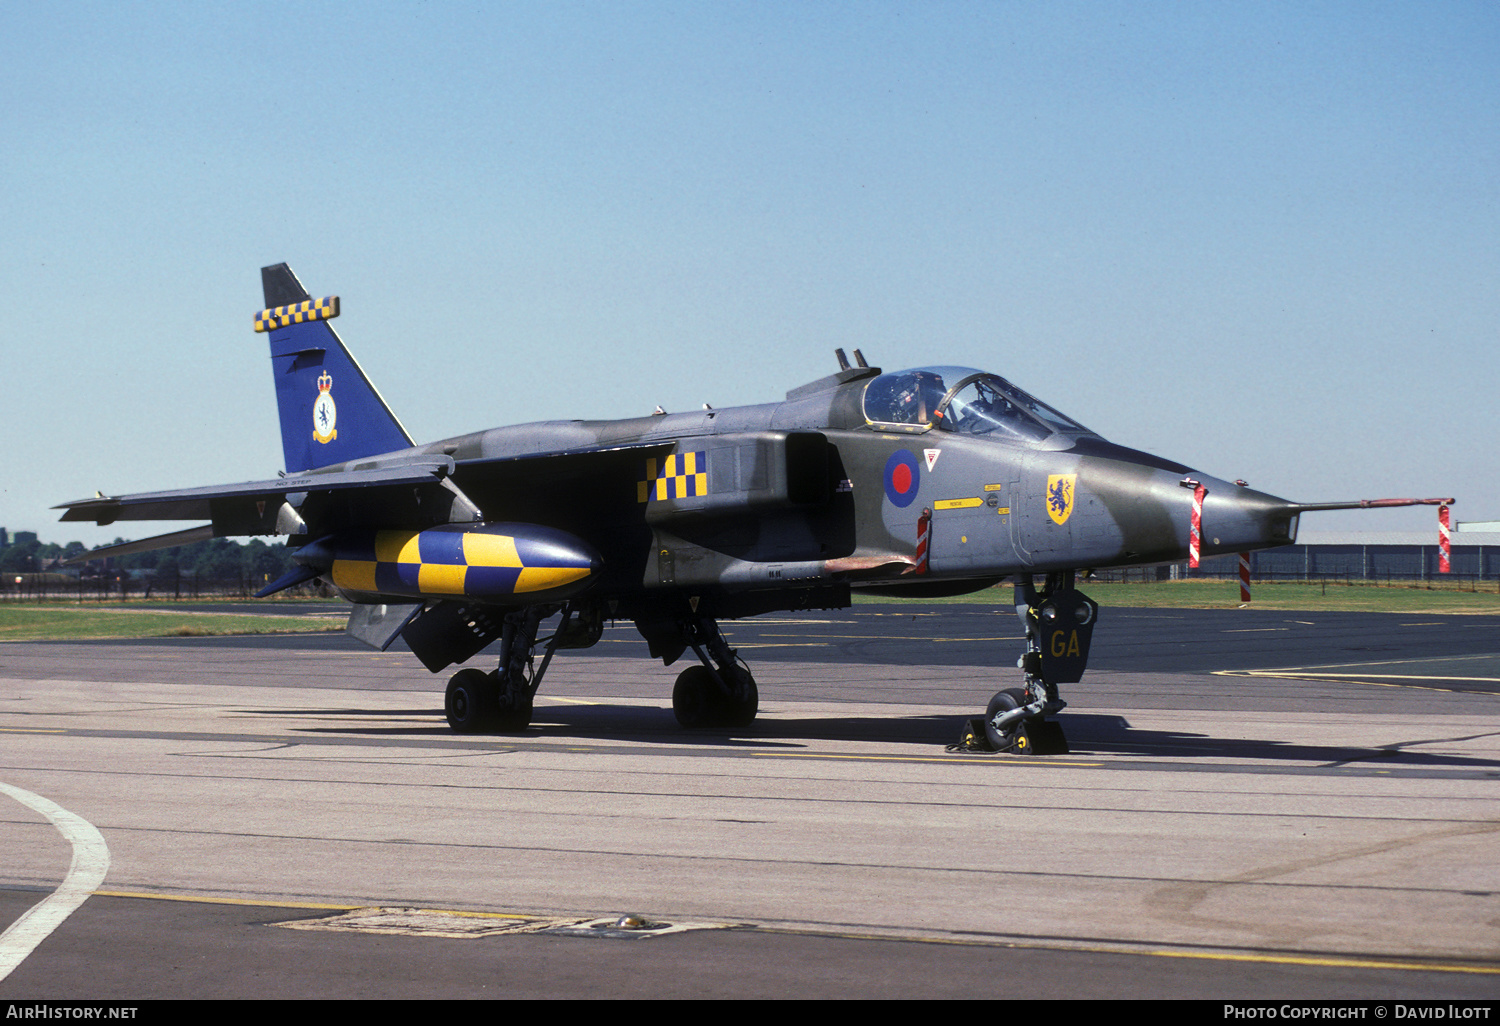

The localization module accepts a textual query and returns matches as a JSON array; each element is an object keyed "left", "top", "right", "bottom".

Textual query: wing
[{"left": 56, "top": 456, "right": 460, "bottom": 530}]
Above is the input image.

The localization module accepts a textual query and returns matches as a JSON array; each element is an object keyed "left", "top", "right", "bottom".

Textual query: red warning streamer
[
  {"left": 915, "top": 507, "right": 932, "bottom": 575},
  {"left": 1189, "top": 484, "right": 1206, "bottom": 569},
  {"left": 1439, "top": 504, "right": 1451, "bottom": 574},
  {"left": 1239, "top": 552, "right": 1251, "bottom": 603}
]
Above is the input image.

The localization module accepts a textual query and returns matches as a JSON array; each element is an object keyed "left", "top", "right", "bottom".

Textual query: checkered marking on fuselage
[
  {"left": 254, "top": 295, "right": 341, "bottom": 333},
  {"left": 638, "top": 452, "right": 707, "bottom": 503}
]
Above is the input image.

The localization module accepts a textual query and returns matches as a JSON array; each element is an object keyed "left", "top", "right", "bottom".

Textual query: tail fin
[{"left": 257, "top": 263, "right": 414, "bottom": 473}]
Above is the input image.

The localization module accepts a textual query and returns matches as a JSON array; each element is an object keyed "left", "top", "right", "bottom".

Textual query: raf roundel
[{"left": 883, "top": 450, "right": 921, "bottom": 508}]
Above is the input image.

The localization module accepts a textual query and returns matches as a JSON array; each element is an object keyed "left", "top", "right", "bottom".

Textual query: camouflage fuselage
[{"left": 305, "top": 368, "right": 1296, "bottom": 617}]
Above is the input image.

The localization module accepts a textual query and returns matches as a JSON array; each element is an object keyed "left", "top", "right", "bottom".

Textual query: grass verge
[
  {"left": 0, "top": 605, "right": 345, "bottom": 642},
  {"left": 5, "top": 580, "right": 1498, "bottom": 641},
  {"left": 854, "top": 579, "right": 1500, "bottom": 614}
]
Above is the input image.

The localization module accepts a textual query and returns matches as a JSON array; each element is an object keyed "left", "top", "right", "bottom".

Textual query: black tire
[
  {"left": 673, "top": 664, "right": 758, "bottom": 729},
  {"left": 983, "top": 687, "right": 1032, "bottom": 753},
  {"left": 446, "top": 668, "right": 495, "bottom": 733},
  {"left": 672, "top": 665, "right": 720, "bottom": 728},
  {"left": 492, "top": 689, "right": 534, "bottom": 732},
  {"left": 722, "top": 665, "right": 758, "bottom": 728}
]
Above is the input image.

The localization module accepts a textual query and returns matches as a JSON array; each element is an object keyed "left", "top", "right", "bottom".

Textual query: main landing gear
[
  {"left": 445, "top": 603, "right": 602, "bottom": 733},
  {"left": 671, "top": 614, "right": 758, "bottom": 729},
  {"left": 969, "top": 571, "right": 1097, "bottom": 756}
]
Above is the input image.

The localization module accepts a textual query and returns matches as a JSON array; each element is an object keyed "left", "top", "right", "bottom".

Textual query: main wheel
[
  {"left": 672, "top": 665, "right": 720, "bottom": 728},
  {"left": 492, "top": 680, "right": 534, "bottom": 732},
  {"left": 721, "top": 665, "right": 758, "bottom": 728},
  {"left": 983, "top": 687, "right": 1033, "bottom": 753},
  {"left": 446, "top": 668, "right": 495, "bottom": 733},
  {"left": 673, "top": 665, "right": 758, "bottom": 729}
]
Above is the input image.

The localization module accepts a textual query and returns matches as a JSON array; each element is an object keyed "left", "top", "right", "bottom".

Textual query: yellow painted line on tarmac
[
  {"left": 736, "top": 638, "right": 1021, "bottom": 649},
  {"left": 752, "top": 751, "right": 1104, "bottom": 768},
  {"left": 597, "top": 631, "right": 1024, "bottom": 643},
  {"left": 747, "top": 634, "right": 1021, "bottom": 642},
  {"left": 761, "top": 925, "right": 1500, "bottom": 976},
  {"left": 1230, "top": 653, "right": 1500, "bottom": 671},
  {"left": 1138, "top": 946, "right": 1500, "bottom": 976},
  {"left": 0, "top": 728, "right": 67, "bottom": 734},
  {"left": 97, "top": 890, "right": 360, "bottom": 910},
  {"left": 1280, "top": 672, "right": 1500, "bottom": 683},
  {"left": 93, "top": 889, "right": 536, "bottom": 919},
  {"left": 1213, "top": 670, "right": 1477, "bottom": 694},
  {"left": 1218, "top": 668, "right": 1500, "bottom": 686},
  {"left": 1215, "top": 669, "right": 1500, "bottom": 681}
]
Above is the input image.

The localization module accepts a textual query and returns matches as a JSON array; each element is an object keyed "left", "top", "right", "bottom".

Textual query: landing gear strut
[
  {"left": 444, "top": 603, "right": 586, "bottom": 733},
  {"left": 671, "top": 614, "right": 758, "bottom": 729},
  {"left": 977, "top": 571, "right": 1097, "bottom": 755}
]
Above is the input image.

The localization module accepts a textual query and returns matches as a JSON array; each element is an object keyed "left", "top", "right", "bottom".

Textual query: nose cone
[
  {"left": 1048, "top": 439, "right": 1302, "bottom": 569},
  {"left": 507, "top": 524, "right": 605, "bottom": 596},
  {"left": 1193, "top": 476, "right": 1299, "bottom": 556}
]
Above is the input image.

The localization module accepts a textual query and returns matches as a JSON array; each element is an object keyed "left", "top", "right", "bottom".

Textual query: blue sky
[{"left": 3, "top": 1, "right": 1495, "bottom": 546}]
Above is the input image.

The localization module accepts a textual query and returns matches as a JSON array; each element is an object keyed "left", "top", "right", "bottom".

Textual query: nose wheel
[
  {"left": 982, "top": 686, "right": 1070, "bottom": 755},
  {"left": 983, "top": 687, "right": 1037, "bottom": 753}
]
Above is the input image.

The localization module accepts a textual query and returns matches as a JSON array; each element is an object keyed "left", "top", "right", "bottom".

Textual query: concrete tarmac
[{"left": 1, "top": 605, "right": 1498, "bottom": 999}]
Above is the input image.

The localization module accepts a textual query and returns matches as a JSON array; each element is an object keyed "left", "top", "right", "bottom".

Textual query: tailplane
[{"left": 257, "top": 263, "right": 413, "bottom": 473}]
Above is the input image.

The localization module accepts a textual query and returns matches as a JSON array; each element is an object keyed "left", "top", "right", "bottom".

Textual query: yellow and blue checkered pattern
[
  {"left": 254, "top": 295, "right": 341, "bottom": 333},
  {"left": 329, "top": 525, "right": 597, "bottom": 599},
  {"left": 638, "top": 451, "right": 708, "bottom": 503}
]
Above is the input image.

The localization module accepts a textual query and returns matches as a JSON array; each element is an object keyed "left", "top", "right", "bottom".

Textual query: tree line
[{"left": 1, "top": 535, "right": 300, "bottom": 582}]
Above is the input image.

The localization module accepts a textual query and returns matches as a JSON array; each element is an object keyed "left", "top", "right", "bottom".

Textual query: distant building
[
  {"left": 0, "top": 528, "right": 7, "bottom": 549},
  {"left": 12, "top": 531, "right": 37, "bottom": 546}
]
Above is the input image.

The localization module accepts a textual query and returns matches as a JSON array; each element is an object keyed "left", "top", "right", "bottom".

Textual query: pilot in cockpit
[{"left": 892, "top": 371, "right": 950, "bottom": 427}]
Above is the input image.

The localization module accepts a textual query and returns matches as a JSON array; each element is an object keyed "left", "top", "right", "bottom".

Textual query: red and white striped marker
[
  {"left": 915, "top": 507, "right": 932, "bottom": 575},
  {"left": 1439, "top": 504, "right": 1451, "bottom": 574},
  {"left": 1239, "top": 552, "right": 1251, "bottom": 603},
  {"left": 1189, "top": 484, "right": 1206, "bottom": 569}
]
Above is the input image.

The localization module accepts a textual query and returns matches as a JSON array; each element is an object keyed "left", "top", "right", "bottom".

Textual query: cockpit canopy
[{"left": 862, "top": 366, "right": 1092, "bottom": 442}]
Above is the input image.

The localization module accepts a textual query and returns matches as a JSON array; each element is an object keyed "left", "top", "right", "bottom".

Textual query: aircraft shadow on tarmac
[
  {"left": 1065, "top": 716, "right": 1500, "bottom": 770},
  {"left": 248, "top": 704, "right": 1500, "bottom": 769}
]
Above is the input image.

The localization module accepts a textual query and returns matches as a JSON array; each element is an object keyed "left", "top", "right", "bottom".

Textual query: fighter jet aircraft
[{"left": 58, "top": 264, "right": 1451, "bottom": 753}]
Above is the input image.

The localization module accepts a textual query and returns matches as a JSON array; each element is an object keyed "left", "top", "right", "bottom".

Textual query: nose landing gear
[{"left": 965, "top": 571, "right": 1095, "bottom": 755}]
